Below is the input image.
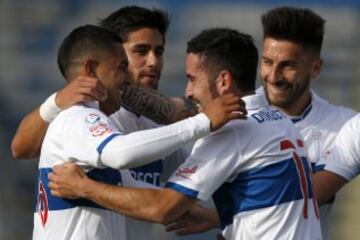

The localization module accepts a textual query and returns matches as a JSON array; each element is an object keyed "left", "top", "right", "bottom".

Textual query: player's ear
[
  {"left": 85, "top": 59, "right": 98, "bottom": 78},
  {"left": 310, "top": 58, "right": 323, "bottom": 79},
  {"left": 216, "top": 70, "right": 232, "bottom": 94}
]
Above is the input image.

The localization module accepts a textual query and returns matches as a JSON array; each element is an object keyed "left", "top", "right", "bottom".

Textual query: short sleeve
[
  {"left": 62, "top": 108, "right": 123, "bottom": 167},
  {"left": 166, "top": 125, "right": 241, "bottom": 201},
  {"left": 325, "top": 115, "right": 360, "bottom": 181}
]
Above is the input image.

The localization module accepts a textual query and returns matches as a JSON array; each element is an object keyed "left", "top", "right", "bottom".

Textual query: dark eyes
[{"left": 133, "top": 46, "right": 164, "bottom": 57}]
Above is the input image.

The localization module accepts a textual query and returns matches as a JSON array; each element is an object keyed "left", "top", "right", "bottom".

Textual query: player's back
[
  {"left": 213, "top": 104, "right": 322, "bottom": 240},
  {"left": 33, "top": 103, "right": 126, "bottom": 240}
]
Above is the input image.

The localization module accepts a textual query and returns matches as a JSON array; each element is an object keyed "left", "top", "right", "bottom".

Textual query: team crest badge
[{"left": 36, "top": 181, "right": 49, "bottom": 226}]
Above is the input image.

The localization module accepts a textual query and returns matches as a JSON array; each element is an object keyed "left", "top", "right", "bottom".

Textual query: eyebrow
[{"left": 133, "top": 43, "right": 164, "bottom": 49}]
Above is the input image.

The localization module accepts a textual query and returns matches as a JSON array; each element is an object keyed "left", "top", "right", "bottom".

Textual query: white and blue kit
[
  {"left": 33, "top": 102, "right": 210, "bottom": 240},
  {"left": 324, "top": 114, "right": 360, "bottom": 181},
  {"left": 110, "top": 107, "right": 188, "bottom": 240},
  {"left": 166, "top": 94, "right": 322, "bottom": 240},
  {"left": 258, "top": 88, "right": 357, "bottom": 239},
  {"left": 110, "top": 107, "right": 188, "bottom": 186}
]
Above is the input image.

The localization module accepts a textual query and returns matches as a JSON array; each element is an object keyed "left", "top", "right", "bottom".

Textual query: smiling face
[
  {"left": 260, "top": 37, "right": 322, "bottom": 115},
  {"left": 185, "top": 53, "right": 218, "bottom": 111},
  {"left": 122, "top": 27, "right": 164, "bottom": 90}
]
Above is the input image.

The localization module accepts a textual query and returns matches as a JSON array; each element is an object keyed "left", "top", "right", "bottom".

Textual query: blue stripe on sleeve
[
  {"left": 96, "top": 133, "right": 122, "bottom": 154},
  {"left": 165, "top": 182, "right": 199, "bottom": 198}
]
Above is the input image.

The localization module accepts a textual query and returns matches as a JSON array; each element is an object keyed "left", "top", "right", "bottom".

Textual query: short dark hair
[
  {"left": 99, "top": 6, "right": 170, "bottom": 43},
  {"left": 261, "top": 6, "right": 325, "bottom": 54},
  {"left": 187, "top": 28, "right": 258, "bottom": 93},
  {"left": 57, "top": 24, "right": 122, "bottom": 80}
]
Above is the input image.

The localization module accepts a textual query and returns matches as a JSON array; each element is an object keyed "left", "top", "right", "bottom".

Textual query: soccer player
[
  {"left": 33, "top": 24, "right": 243, "bottom": 240},
  {"left": 161, "top": 6, "right": 358, "bottom": 239},
  {"left": 313, "top": 114, "right": 360, "bottom": 205},
  {"left": 48, "top": 28, "right": 322, "bottom": 240},
  {"left": 259, "top": 7, "right": 357, "bottom": 239}
]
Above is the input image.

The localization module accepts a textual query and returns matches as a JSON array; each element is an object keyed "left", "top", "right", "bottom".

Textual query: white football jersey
[
  {"left": 110, "top": 107, "right": 188, "bottom": 240},
  {"left": 258, "top": 88, "right": 357, "bottom": 239},
  {"left": 324, "top": 114, "right": 360, "bottom": 180},
  {"left": 34, "top": 102, "right": 201, "bottom": 240},
  {"left": 33, "top": 102, "right": 127, "bottom": 240},
  {"left": 167, "top": 94, "right": 322, "bottom": 240}
]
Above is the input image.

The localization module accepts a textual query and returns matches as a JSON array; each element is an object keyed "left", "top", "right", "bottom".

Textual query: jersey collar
[
  {"left": 289, "top": 104, "right": 313, "bottom": 123},
  {"left": 288, "top": 90, "right": 318, "bottom": 123},
  {"left": 242, "top": 93, "right": 268, "bottom": 110},
  {"left": 83, "top": 101, "right": 100, "bottom": 110}
]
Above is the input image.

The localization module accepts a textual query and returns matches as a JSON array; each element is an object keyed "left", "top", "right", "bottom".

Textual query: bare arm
[
  {"left": 166, "top": 205, "right": 220, "bottom": 235},
  {"left": 120, "top": 83, "right": 199, "bottom": 124},
  {"left": 11, "top": 108, "right": 48, "bottom": 159},
  {"left": 49, "top": 163, "right": 196, "bottom": 224},
  {"left": 100, "top": 94, "right": 245, "bottom": 169},
  {"left": 11, "top": 77, "right": 107, "bottom": 159},
  {"left": 313, "top": 170, "right": 347, "bottom": 205}
]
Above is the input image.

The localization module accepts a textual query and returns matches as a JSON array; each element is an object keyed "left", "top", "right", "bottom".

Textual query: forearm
[
  {"left": 82, "top": 179, "right": 189, "bottom": 224},
  {"left": 198, "top": 207, "right": 220, "bottom": 229},
  {"left": 120, "top": 84, "right": 197, "bottom": 124},
  {"left": 101, "top": 113, "right": 210, "bottom": 169},
  {"left": 11, "top": 108, "right": 48, "bottom": 159}
]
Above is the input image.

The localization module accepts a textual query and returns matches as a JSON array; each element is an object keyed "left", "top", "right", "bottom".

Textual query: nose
[
  {"left": 185, "top": 82, "right": 193, "bottom": 98},
  {"left": 146, "top": 51, "right": 157, "bottom": 67},
  {"left": 267, "top": 66, "right": 281, "bottom": 84}
]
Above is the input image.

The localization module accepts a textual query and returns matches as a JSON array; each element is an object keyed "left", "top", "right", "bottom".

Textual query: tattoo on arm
[
  {"left": 120, "top": 84, "right": 176, "bottom": 124},
  {"left": 120, "top": 84, "right": 197, "bottom": 124}
]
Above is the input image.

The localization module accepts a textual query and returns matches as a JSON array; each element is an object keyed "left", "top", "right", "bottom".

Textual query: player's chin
[
  {"left": 140, "top": 78, "right": 158, "bottom": 89},
  {"left": 268, "top": 96, "right": 291, "bottom": 108}
]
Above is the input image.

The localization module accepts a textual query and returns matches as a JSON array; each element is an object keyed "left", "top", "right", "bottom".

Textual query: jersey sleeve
[
  {"left": 99, "top": 113, "right": 210, "bottom": 170},
  {"left": 62, "top": 108, "right": 123, "bottom": 168},
  {"left": 324, "top": 114, "right": 360, "bottom": 181},
  {"left": 166, "top": 125, "right": 241, "bottom": 201},
  {"left": 160, "top": 147, "right": 189, "bottom": 183}
]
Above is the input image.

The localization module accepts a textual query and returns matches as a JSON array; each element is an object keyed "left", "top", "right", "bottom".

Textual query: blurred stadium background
[{"left": 0, "top": 0, "right": 359, "bottom": 239}]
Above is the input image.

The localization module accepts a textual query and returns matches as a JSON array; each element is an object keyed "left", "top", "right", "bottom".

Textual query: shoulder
[
  {"left": 312, "top": 91, "right": 357, "bottom": 122},
  {"left": 56, "top": 104, "right": 113, "bottom": 135},
  {"left": 339, "top": 114, "right": 360, "bottom": 137},
  {"left": 312, "top": 92, "right": 356, "bottom": 127}
]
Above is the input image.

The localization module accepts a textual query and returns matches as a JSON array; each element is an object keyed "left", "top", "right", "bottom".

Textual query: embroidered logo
[
  {"left": 85, "top": 113, "right": 112, "bottom": 137},
  {"left": 85, "top": 113, "right": 101, "bottom": 124},
  {"left": 175, "top": 165, "right": 198, "bottom": 179}
]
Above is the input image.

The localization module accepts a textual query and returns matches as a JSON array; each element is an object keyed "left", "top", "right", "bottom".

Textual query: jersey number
[{"left": 280, "top": 139, "right": 320, "bottom": 219}]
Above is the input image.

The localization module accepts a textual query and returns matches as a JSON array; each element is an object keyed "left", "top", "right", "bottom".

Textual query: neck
[{"left": 99, "top": 90, "right": 121, "bottom": 116}]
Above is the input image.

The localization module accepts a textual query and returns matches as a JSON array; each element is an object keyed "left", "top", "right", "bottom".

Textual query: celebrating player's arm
[
  {"left": 11, "top": 76, "right": 247, "bottom": 160},
  {"left": 313, "top": 171, "right": 347, "bottom": 205},
  {"left": 120, "top": 83, "right": 200, "bottom": 125},
  {"left": 313, "top": 114, "right": 360, "bottom": 205},
  {"left": 166, "top": 205, "right": 220, "bottom": 236},
  {"left": 90, "top": 93, "right": 245, "bottom": 170},
  {"left": 49, "top": 162, "right": 195, "bottom": 223},
  {"left": 11, "top": 76, "right": 107, "bottom": 159},
  {"left": 48, "top": 116, "right": 239, "bottom": 225}
]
